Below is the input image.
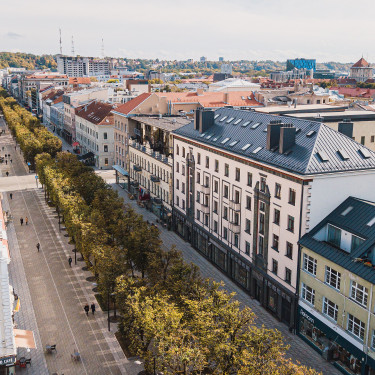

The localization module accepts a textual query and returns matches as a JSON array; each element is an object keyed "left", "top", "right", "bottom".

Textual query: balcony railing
[
  {"left": 150, "top": 175, "right": 160, "bottom": 183},
  {"left": 200, "top": 184, "right": 210, "bottom": 195},
  {"left": 229, "top": 221, "right": 241, "bottom": 233},
  {"left": 133, "top": 165, "right": 142, "bottom": 172},
  {"left": 229, "top": 200, "right": 241, "bottom": 211}
]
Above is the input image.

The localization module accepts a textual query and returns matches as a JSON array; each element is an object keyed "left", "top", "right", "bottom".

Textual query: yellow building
[{"left": 298, "top": 197, "right": 375, "bottom": 375}]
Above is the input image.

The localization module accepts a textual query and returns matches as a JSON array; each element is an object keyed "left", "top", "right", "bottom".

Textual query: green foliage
[{"left": 0, "top": 52, "right": 57, "bottom": 70}]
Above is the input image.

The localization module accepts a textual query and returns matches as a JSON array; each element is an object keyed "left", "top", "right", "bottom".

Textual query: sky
[{"left": 1, "top": 0, "right": 374, "bottom": 62}]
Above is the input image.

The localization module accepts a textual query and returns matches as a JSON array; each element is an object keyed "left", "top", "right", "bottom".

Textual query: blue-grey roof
[
  {"left": 299, "top": 197, "right": 375, "bottom": 283},
  {"left": 173, "top": 107, "right": 375, "bottom": 175}
]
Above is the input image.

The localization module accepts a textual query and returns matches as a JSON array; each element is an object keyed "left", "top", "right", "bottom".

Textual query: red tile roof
[
  {"left": 69, "top": 77, "right": 91, "bottom": 85},
  {"left": 75, "top": 101, "right": 115, "bottom": 125},
  {"left": 333, "top": 87, "right": 375, "bottom": 98},
  {"left": 352, "top": 57, "right": 370, "bottom": 68},
  {"left": 113, "top": 93, "right": 152, "bottom": 115}
]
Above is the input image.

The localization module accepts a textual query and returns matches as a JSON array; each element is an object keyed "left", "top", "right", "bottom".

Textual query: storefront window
[{"left": 214, "top": 247, "right": 227, "bottom": 271}]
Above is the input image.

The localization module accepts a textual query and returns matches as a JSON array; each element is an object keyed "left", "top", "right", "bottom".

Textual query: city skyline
[{"left": 1, "top": 0, "right": 374, "bottom": 62}]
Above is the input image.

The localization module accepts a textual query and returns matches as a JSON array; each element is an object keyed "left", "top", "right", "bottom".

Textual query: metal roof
[
  {"left": 173, "top": 107, "right": 375, "bottom": 175},
  {"left": 299, "top": 197, "right": 375, "bottom": 283}
]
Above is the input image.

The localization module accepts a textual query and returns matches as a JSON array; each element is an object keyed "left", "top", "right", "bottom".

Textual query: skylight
[
  {"left": 220, "top": 116, "right": 228, "bottom": 122},
  {"left": 367, "top": 217, "right": 375, "bottom": 226},
  {"left": 212, "top": 136, "right": 220, "bottom": 142},
  {"left": 228, "top": 140, "right": 239, "bottom": 147},
  {"left": 241, "top": 96, "right": 245, "bottom": 100},
  {"left": 252, "top": 146, "right": 262, "bottom": 154},
  {"left": 221, "top": 137, "right": 230, "bottom": 144},
  {"left": 241, "top": 121, "right": 251, "bottom": 127},
  {"left": 233, "top": 119, "right": 242, "bottom": 125},
  {"left": 306, "top": 130, "right": 316, "bottom": 138},
  {"left": 200, "top": 133, "right": 206, "bottom": 137},
  {"left": 338, "top": 149, "right": 349, "bottom": 161},
  {"left": 359, "top": 148, "right": 372, "bottom": 159},
  {"left": 251, "top": 122, "right": 261, "bottom": 129},
  {"left": 341, "top": 206, "right": 353, "bottom": 216},
  {"left": 241, "top": 143, "right": 252, "bottom": 151},
  {"left": 226, "top": 117, "right": 234, "bottom": 123},
  {"left": 317, "top": 150, "right": 329, "bottom": 162},
  {"left": 214, "top": 114, "right": 220, "bottom": 119},
  {"left": 206, "top": 134, "right": 213, "bottom": 139},
  {"left": 247, "top": 96, "right": 252, "bottom": 100}
]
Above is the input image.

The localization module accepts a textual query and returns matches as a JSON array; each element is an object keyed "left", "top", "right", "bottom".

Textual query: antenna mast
[
  {"left": 101, "top": 38, "right": 105, "bottom": 58},
  {"left": 59, "top": 29, "right": 63, "bottom": 54},
  {"left": 71, "top": 36, "right": 75, "bottom": 56}
]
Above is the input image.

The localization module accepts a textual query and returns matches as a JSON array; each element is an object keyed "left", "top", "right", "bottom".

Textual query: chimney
[
  {"left": 198, "top": 109, "right": 214, "bottom": 133},
  {"left": 266, "top": 121, "right": 282, "bottom": 150},
  {"left": 338, "top": 120, "right": 353, "bottom": 138},
  {"left": 194, "top": 108, "right": 201, "bottom": 130},
  {"left": 197, "top": 88, "right": 204, "bottom": 96},
  {"left": 224, "top": 92, "right": 230, "bottom": 104},
  {"left": 279, "top": 124, "right": 296, "bottom": 154}
]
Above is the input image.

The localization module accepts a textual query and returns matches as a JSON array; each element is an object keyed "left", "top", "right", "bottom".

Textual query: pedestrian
[
  {"left": 14, "top": 146, "right": 16, "bottom": 150},
  {"left": 25, "top": 216, "right": 28, "bottom": 225},
  {"left": 5, "top": 171, "right": 8, "bottom": 177},
  {"left": 36, "top": 243, "right": 40, "bottom": 252},
  {"left": 68, "top": 256, "right": 72, "bottom": 267},
  {"left": 9, "top": 193, "right": 12, "bottom": 200},
  {"left": 20, "top": 217, "right": 23, "bottom": 226},
  {"left": 91, "top": 303, "right": 96, "bottom": 315},
  {"left": 84, "top": 304, "right": 89, "bottom": 316},
  {"left": 10, "top": 159, "right": 12, "bottom": 164},
  {"left": 5, "top": 160, "right": 7, "bottom": 165}
]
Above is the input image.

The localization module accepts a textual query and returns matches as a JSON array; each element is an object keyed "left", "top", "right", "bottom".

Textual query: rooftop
[
  {"left": 112, "top": 93, "right": 152, "bottom": 115},
  {"left": 352, "top": 57, "right": 371, "bottom": 68},
  {"left": 173, "top": 107, "right": 375, "bottom": 176},
  {"left": 75, "top": 101, "right": 115, "bottom": 125},
  {"left": 255, "top": 104, "right": 348, "bottom": 115},
  {"left": 284, "top": 110, "right": 375, "bottom": 121},
  {"left": 132, "top": 116, "right": 191, "bottom": 132}
]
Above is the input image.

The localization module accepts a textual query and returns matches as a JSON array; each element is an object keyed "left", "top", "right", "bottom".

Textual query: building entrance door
[
  {"left": 253, "top": 279, "right": 261, "bottom": 302},
  {"left": 281, "top": 297, "right": 291, "bottom": 324}
]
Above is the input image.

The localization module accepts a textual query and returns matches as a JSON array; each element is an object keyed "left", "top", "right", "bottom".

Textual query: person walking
[
  {"left": 25, "top": 217, "right": 28, "bottom": 225},
  {"left": 10, "top": 159, "right": 12, "bottom": 164},
  {"left": 9, "top": 193, "right": 12, "bottom": 200},
  {"left": 14, "top": 146, "right": 16, "bottom": 150},
  {"left": 5, "top": 160, "right": 7, "bottom": 165},
  {"left": 91, "top": 303, "right": 96, "bottom": 315},
  {"left": 68, "top": 256, "right": 72, "bottom": 267},
  {"left": 20, "top": 217, "right": 23, "bottom": 226},
  {"left": 5, "top": 172, "right": 8, "bottom": 177},
  {"left": 84, "top": 304, "right": 89, "bottom": 316},
  {"left": 36, "top": 243, "right": 40, "bottom": 252}
]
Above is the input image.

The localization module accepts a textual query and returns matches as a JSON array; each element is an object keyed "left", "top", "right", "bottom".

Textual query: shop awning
[
  {"left": 112, "top": 165, "right": 128, "bottom": 176},
  {"left": 72, "top": 142, "right": 80, "bottom": 147},
  {"left": 14, "top": 329, "right": 36, "bottom": 349}
]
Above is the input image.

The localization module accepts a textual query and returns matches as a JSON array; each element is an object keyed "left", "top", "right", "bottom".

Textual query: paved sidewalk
[{"left": 111, "top": 182, "right": 341, "bottom": 375}]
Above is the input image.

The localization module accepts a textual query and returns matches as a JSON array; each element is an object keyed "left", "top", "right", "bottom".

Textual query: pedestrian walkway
[{"left": 111, "top": 182, "right": 341, "bottom": 375}]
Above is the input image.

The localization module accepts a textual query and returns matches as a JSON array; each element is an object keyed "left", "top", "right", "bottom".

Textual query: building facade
[
  {"left": 287, "top": 58, "right": 316, "bottom": 71},
  {"left": 56, "top": 55, "right": 110, "bottom": 77},
  {"left": 350, "top": 58, "right": 373, "bottom": 82},
  {"left": 298, "top": 197, "right": 375, "bottom": 375},
  {"left": 172, "top": 107, "right": 375, "bottom": 329}
]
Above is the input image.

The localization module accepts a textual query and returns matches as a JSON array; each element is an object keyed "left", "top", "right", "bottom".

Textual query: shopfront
[
  {"left": 298, "top": 305, "right": 375, "bottom": 375},
  {"left": 0, "top": 356, "right": 15, "bottom": 375}
]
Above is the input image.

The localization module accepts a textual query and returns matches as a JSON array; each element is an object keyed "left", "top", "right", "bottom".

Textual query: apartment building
[
  {"left": 172, "top": 107, "right": 375, "bottom": 328},
  {"left": 56, "top": 55, "right": 110, "bottom": 77},
  {"left": 127, "top": 116, "right": 190, "bottom": 225},
  {"left": 350, "top": 58, "right": 373, "bottom": 82},
  {"left": 299, "top": 197, "right": 375, "bottom": 375},
  {"left": 75, "top": 101, "right": 115, "bottom": 169}
]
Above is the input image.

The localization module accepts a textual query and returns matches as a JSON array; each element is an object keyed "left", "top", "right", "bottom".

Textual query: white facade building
[
  {"left": 56, "top": 55, "right": 110, "bottom": 78},
  {"left": 172, "top": 107, "right": 375, "bottom": 328}
]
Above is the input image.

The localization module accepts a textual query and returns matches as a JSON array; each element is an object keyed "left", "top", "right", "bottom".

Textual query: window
[
  {"left": 285, "top": 268, "right": 291, "bottom": 284},
  {"left": 234, "top": 234, "right": 239, "bottom": 248},
  {"left": 196, "top": 210, "right": 200, "bottom": 221},
  {"left": 259, "top": 201, "right": 265, "bottom": 212},
  {"left": 214, "top": 180, "right": 218, "bottom": 193},
  {"left": 286, "top": 242, "right": 293, "bottom": 259},
  {"left": 245, "top": 219, "right": 251, "bottom": 233},
  {"left": 176, "top": 145, "right": 179, "bottom": 155},
  {"left": 176, "top": 196, "right": 179, "bottom": 206},
  {"left": 223, "top": 206, "right": 228, "bottom": 220},
  {"left": 272, "top": 234, "right": 279, "bottom": 250},
  {"left": 196, "top": 191, "right": 200, "bottom": 202},
  {"left": 214, "top": 220, "right": 218, "bottom": 233},
  {"left": 350, "top": 281, "right": 368, "bottom": 307},
  {"left": 371, "top": 136, "right": 375, "bottom": 143},
  {"left": 322, "top": 297, "right": 338, "bottom": 321},
  {"left": 197, "top": 153, "right": 201, "bottom": 164},
  {"left": 223, "top": 227, "right": 228, "bottom": 240},
  {"left": 361, "top": 136, "right": 365, "bottom": 145},
  {"left": 274, "top": 209, "right": 280, "bottom": 225},
  {"left": 205, "top": 215, "right": 209, "bottom": 226},
  {"left": 213, "top": 200, "right": 218, "bottom": 213},
  {"left": 303, "top": 254, "right": 317, "bottom": 275},
  {"left": 182, "top": 182, "right": 185, "bottom": 194},
  {"left": 196, "top": 172, "right": 200, "bottom": 184},
  {"left": 245, "top": 241, "right": 251, "bottom": 255},
  {"left": 182, "top": 200, "right": 185, "bottom": 210},
  {"left": 215, "top": 159, "right": 219, "bottom": 172},
  {"left": 233, "top": 213, "right": 239, "bottom": 225},
  {"left": 258, "top": 236, "right": 264, "bottom": 255},
  {"left": 176, "top": 179, "right": 179, "bottom": 190},
  {"left": 301, "top": 283, "right": 315, "bottom": 305},
  {"left": 235, "top": 168, "right": 240, "bottom": 182},
  {"left": 289, "top": 188, "right": 296, "bottom": 205},
  {"left": 104, "top": 158, "right": 108, "bottom": 165},
  {"left": 234, "top": 191, "right": 240, "bottom": 203},
  {"left": 104, "top": 145, "right": 108, "bottom": 152},
  {"left": 325, "top": 266, "right": 341, "bottom": 290},
  {"left": 259, "top": 213, "right": 265, "bottom": 234},
  {"left": 224, "top": 163, "right": 229, "bottom": 177},
  {"left": 246, "top": 196, "right": 251, "bottom": 210},
  {"left": 182, "top": 147, "right": 185, "bottom": 157},
  {"left": 224, "top": 185, "right": 229, "bottom": 198},
  {"left": 182, "top": 165, "right": 185, "bottom": 176},
  {"left": 347, "top": 314, "right": 365, "bottom": 341},
  {"left": 327, "top": 225, "right": 341, "bottom": 248},
  {"left": 247, "top": 172, "right": 252, "bottom": 187},
  {"left": 103, "top": 132, "right": 108, "bottom": 140},
  {"left": 272, "top": 259, "right": 278, "bottom": 275},
  {"left": 287, "top": 215, "right": 294, "bottom": 232},
  {"left": 351, "top": 235, "right": 364, "bottom": 251},
  {"left": 260, "top": 177, "right": 266, "bottom": 192},
  {"left": 206, "top": 156, "right": 209, "bottom": 168},
  {"left": 275, "top": 183, "right": 281, "bottom": 199}
]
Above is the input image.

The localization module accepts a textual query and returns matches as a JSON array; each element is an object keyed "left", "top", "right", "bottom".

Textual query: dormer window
[{"left": 327, "top": 224, "right": 341, "bottom": 248}]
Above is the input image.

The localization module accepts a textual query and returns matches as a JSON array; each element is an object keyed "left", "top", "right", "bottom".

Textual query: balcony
[
  {"left": 201, "top": 204, "right": 210, "bottom": 214},
  {"left": 200, "top": 184, "right": 210, "bottom": 195},
  {"left": 133, "top": 165, "right": 142, "bottom": 172},
  {"left": 150, "top": 175, "right": 160, "bottom": 183},
  {"left": 229, "top": 221, "right": 241, "bottom": 233},
  {"left": 229, "top": 200, "right": 241, "bottom": 211}
]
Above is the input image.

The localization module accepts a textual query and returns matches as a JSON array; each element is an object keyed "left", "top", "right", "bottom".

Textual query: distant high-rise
[
  {"left": 286, "top": 58, "right": 316, "bottom": 71},
  {"left": 219, "top": 56, "right": 224, "bottom": 62},
  {"left": 200, "top": 56, "right": 207, "bottom": 63},
  {"left": 56, "top": 55, "right": 110, "bottom": 77}
]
